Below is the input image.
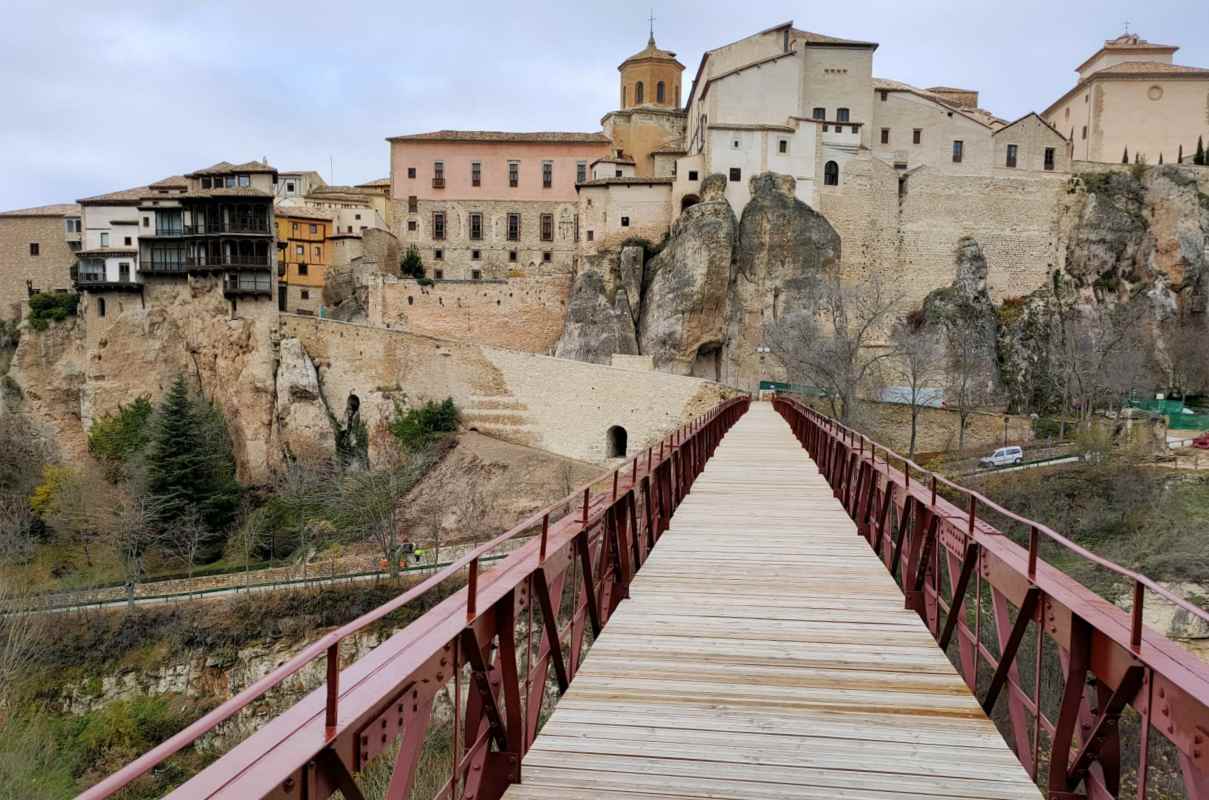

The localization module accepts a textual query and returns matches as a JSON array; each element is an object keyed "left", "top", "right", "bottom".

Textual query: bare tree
[
  {"left": 945, "top": 310, "right": 997, "bottom": 451},
  {"left": 892, "top": 323, "right": 946, "bottom": 459},
  {"left": 328, "top": 453, "right": 425, "bottom": 579},
  {"left": 157, "top": 508, "right": 208, "bottom": 580},
  {"left": 1161, "top": 316, "right": 1209, "bottom": 398},
  {"left": 765, "top": 272, "right": 899, "bottom": 422},
  {"left": 0, "top": 495, "right": 36, "bottom": 567}
]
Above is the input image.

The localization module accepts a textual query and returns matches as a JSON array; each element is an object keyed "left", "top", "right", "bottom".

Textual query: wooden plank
[{"left": 502, "top": 403, "right": 1042, "bottom": 800}]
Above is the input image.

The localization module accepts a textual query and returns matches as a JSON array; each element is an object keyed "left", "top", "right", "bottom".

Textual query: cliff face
[{"left": 556, "top": 172, "right": 839, "bottom": 388}]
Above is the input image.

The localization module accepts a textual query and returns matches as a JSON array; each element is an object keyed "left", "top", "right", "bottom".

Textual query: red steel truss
[
  {"left": 79, "top": 397, "right": 750, "bottom": 800},
  {"left": 774, "top": 396, "right": 1209, "bottom": 800}
]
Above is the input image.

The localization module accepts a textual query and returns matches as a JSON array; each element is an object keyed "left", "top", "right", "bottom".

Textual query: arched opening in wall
[
  {"left": 680, "top": 194, "right": 700, "bottom": 212},
  {"left": 97, "top": 297, "right": 106, "bottom": 318},
  {"left": 635, "top": 81, "right": 644, "bottom": 104},
  {"left": 824, "top": 161, "right": 840, "bottom": 186},
  {"left": 691, "top": 342, "right": 722, "bottom": 382},
  {"left": 656, "top": 81, "right": 666, "bottom": 103},
  {"left": 606, "top": 425, "right": 628, "bottom": 458}
]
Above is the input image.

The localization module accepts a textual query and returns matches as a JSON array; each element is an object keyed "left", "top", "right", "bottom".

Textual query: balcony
[
  {"left": 71, "top": 264, "right": 143, "bottom": 293},
  {"left": 149, "top": 221, "right": 271, "bottom": 237},
  {"left": 222, "top": 273, "right": 272, "bottom": 298},
  {"left": 431, "top": 177, "right": 445, "bottom": 189},
  {"left": 141, "top": 254, "right": 273, "bottom": 275}
]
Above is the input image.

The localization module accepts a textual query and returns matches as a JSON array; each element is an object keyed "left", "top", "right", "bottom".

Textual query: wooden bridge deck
[{"left": 503, "top": 402, "right": 1042, "bottom": 800}]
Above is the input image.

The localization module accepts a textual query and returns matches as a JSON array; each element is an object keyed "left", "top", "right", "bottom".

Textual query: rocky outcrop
[
  {"left": 556, "top": 172, "right": 839, "bottom": 388},
  {"left": 553, "top": 245, "right": 642, "bottom": 363},
  {"left": 639, "top": 174, "right": 736, "bottom": 377},
  {"left": 275, "top": 337, "right": 336, "bottom": 460},
  {"left": 726, "top": 173, "right": 840, "bottom": 387}
]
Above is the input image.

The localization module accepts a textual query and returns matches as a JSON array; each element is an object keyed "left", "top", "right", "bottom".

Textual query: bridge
[{"left": 82, "top": 398, "right": 1209, "bottom": 800}]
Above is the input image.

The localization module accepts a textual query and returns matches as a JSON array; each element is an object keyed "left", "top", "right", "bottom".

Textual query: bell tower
[{"left": 618, "top": 20, "right": 685, "bottom": 110}]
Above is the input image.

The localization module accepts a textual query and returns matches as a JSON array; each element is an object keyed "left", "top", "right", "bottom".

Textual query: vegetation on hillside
[
  {"left": 26, "top": 292, "right": 79, "bottom": 330},
  {"left": 389, "top": 397, "right": 460, "bottom": 450}
]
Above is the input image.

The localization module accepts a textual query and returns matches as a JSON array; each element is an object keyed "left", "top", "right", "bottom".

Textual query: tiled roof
[
  {"left": 926, "top": 85, "right": 976, "bottom": 93},
  {"left": 0, "top": 202, "right": 80, "bottom": 217},
  {"left": 356, "top": 178, "right": 391, "bottom": 187},
  {"left": 387, "top": 130, "right": 610, "bottom": 144},
  {"left": 872, "top": 78, "right": 1000, "bottom": 128},
  {"left": 148, "top": 175, "right": 188, "bottom": 188},
  {"left": 590, "top": 157, "right": 636, "bottom": 166},
  {"left": 1095, "top": 61, "right": 1209, "bottom": 75},
  {"left": 188, "top": 160, "right": 277, "bottom": 176},
  {"left": 620, "top": 36, "right": 683, "bottom": 67},
  {"left": 1101, "top": 33, "right": 1177, "bottom": 51},
  {"left": 275, "top": 205, "right": 338, "bottom": 221},
  {"left": 179, "top": 187, "right": 274, "bottom": 199},
  {"left": 790, "top": 28, "right": 877, "bottom": 47},
  {"left": 577, "top": 177, "right": 675, "bottom": 187},
  {"left": 79, "top": 183, "right": 154, "bottom": 204}
]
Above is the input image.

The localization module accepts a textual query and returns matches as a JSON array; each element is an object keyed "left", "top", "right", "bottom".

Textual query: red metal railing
[
  {"left": 80, "top": 396, "right": 749, "bottom": 800},
  {"left": 774, "top": 396, "right": 1209, "bottom": 800}
]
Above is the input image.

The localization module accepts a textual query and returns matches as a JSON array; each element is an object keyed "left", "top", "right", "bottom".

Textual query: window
[
  {"left": 97, "top": 297, "right": 106, "bottom": 317},
  {"left": 292, "top": 222, "right": 299, "bottom": 232},
  {"left": 408, "top": 195, "right": 418, "bottom": 213},
  {"left": 354, "top": 214, "right": 361, "bottom": 221},
  {"left": 309, "top": 223, "right": 318, "bottom": 233},
  {"left": 434, "top": 249, "right": 443, "bottom": 260},
  {"left": 542, "top": 161, "right": 553, "bottom": 188},
  {"left": 508, "top": 161, "right": 519, "bottom": 187},
  {"left": 313, "top": 245, "right": 321, "bottom": 257},
  {"left": 407, "top": 167, "right": 416, "bottom": 178},
  {"left": 822, "top": 124, "right": 829, "bottom": 133},
  {"left": 432, "top": 161, "right": 445, "bottom": 188},
  {"left": 1006, "top": 144, "right": 1018, "bottom": 168},
  {"left": 100, "top": 232, "right": 109, "bottom": 247},
  {"left": 729, "top": 167, "right": 741, "bottom": 182},
  {"left": 587, "top": 230, "right": 594, "bottom": 242},
  {"left": 225, "top": 176, "right": 235, "bottom": 188},
  {"left": 576, "top": 161, "right": 587, "bottom": 184},
  {"left": 574, "top": 214, "right": 579, "bottom": 242},
  {"left": 301, "top": 290, "right": 310, "bottom": 300},
  {"left": 432, "top": 211, "right": 446, "bottom": 240},
  {"left": 509, "top": 250, "right": 518, "bottom": 262},
  {"left": 952, "top": 140, "right": 964, "bottom": 163},
  {"left": 472, "top": 249, "right": 481, "bottom": 260},
  {"left": 778, "top": 139, "right": 789, "bottom": 154},
  {"left": 238, "top": 175, "right": 250, "bottom": 187},
  {"left": 201, "top": 177, "right": 212, "bottom": 189},
  {"left": 1081, "top": 126, "right": 1087, "bottom": 140},
  {"left": 879, "top": 90, "right": 888, "bottom": 101},
  {"left": 540, "top": 213, "right": 553, "bottom": 241},
  {"left": 471, "top": 161, "right": 481, "bottom": 187},
  {"left": 615, "top": 169, "right": 623, "bottom": 178},
  {"left": 621, "top": 216, "right": 630, "bottom": 227},
  {"left": 65, "top": 218, "right": 81, "bottom": 234},
  {"left": 142, "top": 216, "right": 149, "bottom": 228},
  {"left": 434, "top": 269, "right": 444, "bottom": 279},
  {"left": 1044, "top": 147, "right": 1056, "bottom": 171},
  {"left": 471, "top": 269, "right": 482, "bottom": 280},
  {"left": 507, "top": 212, "right": 520, "bottom": 241},
  {"left": 621, "top": 85, "right": 626, "bottom": 107},
  {"left": 286, "top": 181, "right": 296, "bottom": 192},
  {"left": 688, "top": 170, "right": 699, "bottom": 181},
  {"left": 880, "top": 128, "right": 890, "bottom": 145},
  {"left": 812, "top": 107, "right": 825, "bottom": 120},
  {"left": 299, "top": 263, "right": 309, "bottom": 275},
  {"left": 1065, "top": 108, "right": 1070, "bottom": 120},
  {"left": 837, "top": 108, "right": 850, "bottom": 122},
  {"left": 119, "top": 262, "right": 129, "bottom": 281},
  {"left": 296, "top": 244, "right": 305, "bottom": 256},
  {"left": 469, "top": 212, "right": 483, "bottom": 240},
  {"left": 913, "top": 129, "right": 922, "bottom": 145},
  {"left": 635, "top": 81, "right": 644, "bottom": 104},
  {"left": 824, "top": 161, "right": 839, "bottom": 186},
  {"left": 124, "top": 236, "right": 131, "bottom": 246},
  {"left": 29, "top": 242, "right": 39, "bottom": 256},
  {"left": 657, "top": 81, "right": 666, "bottom": 103},
  {"left": 542, "top": 251, "right": 552, "bottom": 262},
  {"left": 407, "top": 220, "right": 417, "bottom": 231}
]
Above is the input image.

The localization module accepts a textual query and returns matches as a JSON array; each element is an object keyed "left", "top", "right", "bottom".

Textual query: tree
[
  {"left": 400, "top": 245, "right": 425, "bottom": 279},
  {"left": 87, "top": 396, "right": 153, "bottom": 482},
  {"left": 1160, "top": 317, "right": 1209, "bottom": 398},
  {"left": 1178, "top": 144, "right": 1184, "bottom": 164},
  {"left": 945, "top": 309, "right": 996, "bottom": 451},
  {"left": 1196, "top": 136, "right": 1205, "bottom": 166},
  {"left": 1158, "top": 152, "right": 1164, "bottom": 165},
  {"left": 764, "top": 272, "right": 899, "bottom": 422},
  {"left": 891, "top": 323, "right": 945, "bottom": 459},
  {"left": 327, "top": 453, "right": 427, "bottom": 578},
  {"left": 157, "top": 508, "right": 209, "bottom": 579},
  {"left": 1122, "top": 147, "right": 1129, "bottom": 164}
]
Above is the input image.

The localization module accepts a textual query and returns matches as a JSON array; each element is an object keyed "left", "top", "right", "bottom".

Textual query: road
[{"left": 958, "top": 455, "right": 1080, "bottom": 478}]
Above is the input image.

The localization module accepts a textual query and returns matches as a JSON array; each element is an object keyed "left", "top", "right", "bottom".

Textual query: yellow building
[
  {"left": 274, "top": 206, "right": 335, "bottom": 315},
  {"left": 601, "top": 33, "right": 687, "bottom": 178}
]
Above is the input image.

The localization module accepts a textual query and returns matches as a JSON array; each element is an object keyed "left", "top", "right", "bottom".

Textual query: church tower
[{"left": 618, "top": 29, "right": 685, "bottom": 110}]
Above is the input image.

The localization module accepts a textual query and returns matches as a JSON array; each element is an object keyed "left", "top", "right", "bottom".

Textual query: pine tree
[
  {"left": 1178, "top": 144, "right": 1184, "bottom": 164},
  {"left": 1159, "top": 153, "right": 1164, "bottom": 165},
  {"left": 1197, "top": 136, "right": 1206, "bottom": 166},
  {"left": 1122, "top": 147, "right": 1129, "bottom": 164}
]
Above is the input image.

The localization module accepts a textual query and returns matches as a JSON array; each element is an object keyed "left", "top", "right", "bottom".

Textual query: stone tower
[{"left": 618, "top": 31, "right": 684, "bottom": 110}]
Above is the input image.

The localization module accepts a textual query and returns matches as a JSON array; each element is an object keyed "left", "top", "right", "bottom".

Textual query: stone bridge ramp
[{"left": 503, "top": 402, "right": 1041, "bottom": 800}]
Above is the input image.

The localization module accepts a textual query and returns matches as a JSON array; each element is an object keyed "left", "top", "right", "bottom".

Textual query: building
[
  {"left": 274, "top": 205, "right": 334, "bottom": 314},
  {"left": 386, "top": 130, "right": 610, "bottom": 279},
  {"left": 0, "top": 202, "right": 80, "bottom": 318},
  {"left": 73, "top": 178, "right": 177, "bottom": 294},
  {"left": 276, "top": 170, "right": 327, "bottom": 200},
  {"left": 1042, "top": 33, "right": 1209, "bottom": 164},
  {"left": 601, "top": 34, "right": 688, "bottom": 178}
]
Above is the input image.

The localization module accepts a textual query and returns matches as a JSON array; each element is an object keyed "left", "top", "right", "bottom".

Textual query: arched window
[
  {"left": 656, "top": 81, "right": 665, "bottom": 103},
  {"left": 606, "top": 425, "right": 628, "bottom": 458},
  {"left": 635, "top": 81, "right": 644, "bottom": 104},
  {"left": 621, "top": 85, "right": 626, "bottom": 107},
  {"left": 824, "top": 160, "right": 840, "bottom": 186},
  {"left": 97, "top": 297, "right": 106, "bottom": 318}
]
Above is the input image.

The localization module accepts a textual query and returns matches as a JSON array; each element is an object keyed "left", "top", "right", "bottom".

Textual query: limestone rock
[
  {"left": 554, "top": 246, "right": 642, "bottom": 364},
  {"left": 638, "top": 179, "right": 736, "bottom": 377},
  {"left": 275, "top": 338, "right": 336, "bottom": 460},
  {"left": 726, "top": 172, "right": 840, "bottom": 387}
]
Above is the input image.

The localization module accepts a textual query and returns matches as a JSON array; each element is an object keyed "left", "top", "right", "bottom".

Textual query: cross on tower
[
  {"left": 648, "top": 9, "right": 656, "bottom": 43},
  {"left": 1123, "top": 19, "right": 1130, "bottom": 34}
]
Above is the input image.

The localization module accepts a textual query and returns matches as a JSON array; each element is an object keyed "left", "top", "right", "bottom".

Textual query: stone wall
[
  {"left": 0, "top": 214, "right": 76, "bottom": 319},
  {"left": 280, "top": 315, "right": 736, "bottom": 465},
  {"left": 366, "top": 273, "right": 572, "bottom": 353}
]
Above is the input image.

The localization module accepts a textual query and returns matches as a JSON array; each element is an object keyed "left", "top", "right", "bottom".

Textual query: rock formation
[
  {"left": 275, "top": 337, "right": 337, "bottom": 460},
  {"left": 556, "top": 171, "right": 840, "bottom": 388}
]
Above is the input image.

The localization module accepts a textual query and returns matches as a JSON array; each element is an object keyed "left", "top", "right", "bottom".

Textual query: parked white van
[{"left": 979, "top": 446, "right": 1023, "bottom": 468}]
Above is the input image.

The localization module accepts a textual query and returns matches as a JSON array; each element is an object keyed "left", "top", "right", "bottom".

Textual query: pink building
[{"left": 386, "top": 131, "right": 610, "bottom": 279}]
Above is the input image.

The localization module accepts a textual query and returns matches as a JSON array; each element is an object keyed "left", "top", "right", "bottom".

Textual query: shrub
[
  {"left": 400, "top": 245, "right": 425, "bottom": 279},
  {"left": 417, "top": 276, "right": 434, "bottom": 287},
  {"left": 389, "top": 398, "right": 459, "bottom": 450},
  {"left": 27, "top": 292, "right": 79, "bottom": 330},
  {"left": 88, "top": 396, "right": 154, "bottom": 474}
]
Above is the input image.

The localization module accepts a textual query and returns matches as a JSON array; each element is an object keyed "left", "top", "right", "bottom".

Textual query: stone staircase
[{"left": 460, "top": 394, "right": 541, "bottom": 447}]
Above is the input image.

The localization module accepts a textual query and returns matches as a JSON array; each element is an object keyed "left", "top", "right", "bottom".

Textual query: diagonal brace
[
  {"left": 533, "top": 568, "right": 570, "bottom": 694},
  {"left": 459, "top": 628, "right": 509, "bottom": 752},
  {"left": 982, "top": 586, "right": 1041, "bottom": 715},
  {"left": 938, "top": 541, "right": 980, "bottom": 650},
  {"left": 1066, "top": 664, "right": 1144, "bottom": 788}
]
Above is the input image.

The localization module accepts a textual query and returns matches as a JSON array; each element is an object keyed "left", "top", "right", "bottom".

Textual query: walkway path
[{"left": 503, "top": 402, "right": 1042, "bottom": 799}]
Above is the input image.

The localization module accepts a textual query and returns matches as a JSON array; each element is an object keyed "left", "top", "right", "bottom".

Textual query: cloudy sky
[{"left": 3, "top": 0, "right": 1205, "bottom": 210}]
